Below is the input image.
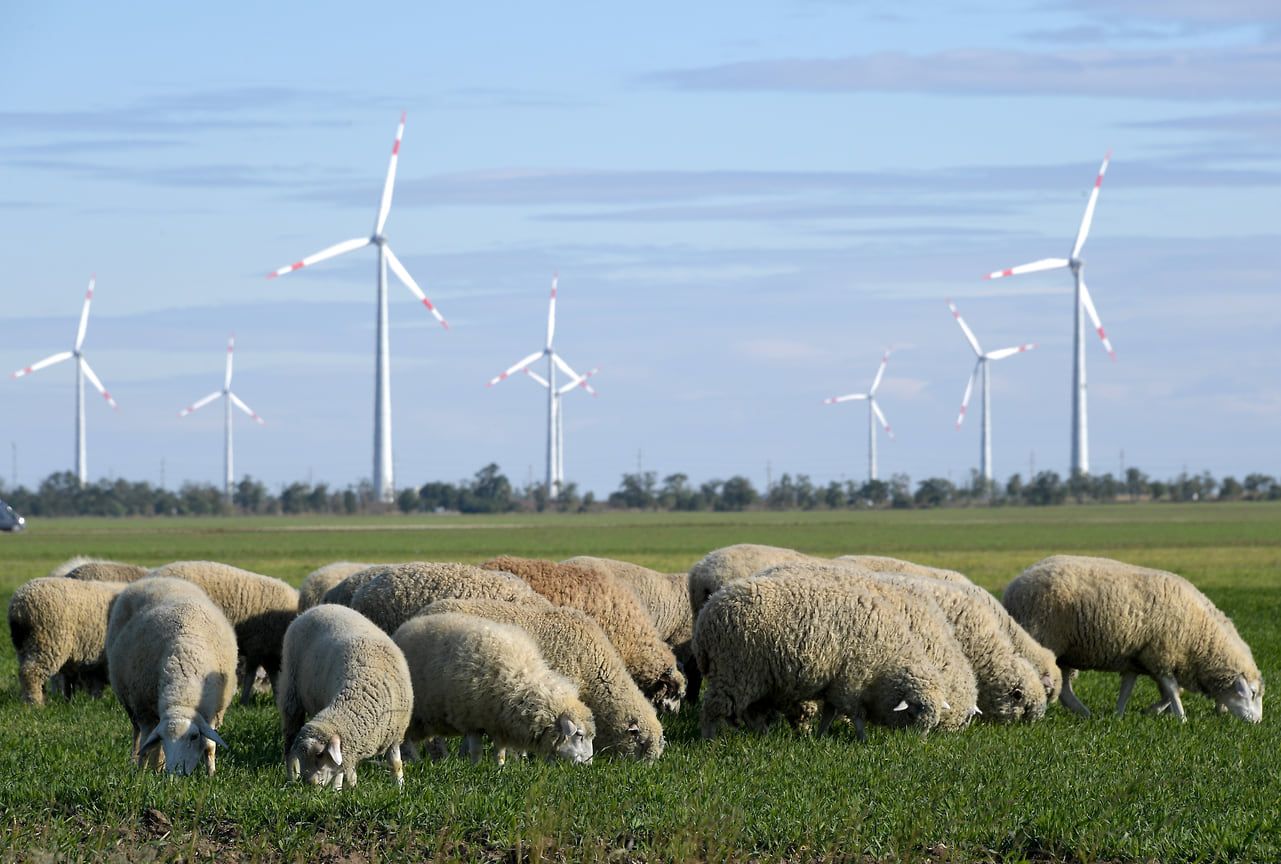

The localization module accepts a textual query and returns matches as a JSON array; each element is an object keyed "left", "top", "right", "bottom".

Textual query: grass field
[{"left": 1, "top": 503, "right": 1278, "bottom": 863}]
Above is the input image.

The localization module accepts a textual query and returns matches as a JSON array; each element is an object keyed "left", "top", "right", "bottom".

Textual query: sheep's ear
[
  {"left": 1234, "top": 676, "right": 1252, "bottom": 700},
  {"left": 1041, "top": 675, "right": 1054, "bottom": 692},
  {"left": 557, "top": 714, "right": 578, "bottom": 737},
  {"left": 941, "top": 701, "right": 951, "bottom": 712},
  {"left": 626, "top": 721, "right": 641, "bottom": 734},
  {"left": 287, "top": 754, "right": 300, "bottom": 781},
  {"left": 326, "top": 734, "right": 343, "bottom": 767},
  {"left": 140, "top": 726, "right": 164, "bottom": 757},
  {"left": 892, "top": 700, "right": 910, "bottom": 712},
  {"left": 195, "top": 714, "right": 227, "bottom": 750}
]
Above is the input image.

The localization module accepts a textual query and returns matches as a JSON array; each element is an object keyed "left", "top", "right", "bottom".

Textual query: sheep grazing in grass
[
  {"left": 835, "top": 555, "right": 972, "bottom": 584},
  {"left": 106, "top": 577, "right": 237, "bottom": 775},
  {"left": 297, "top": 562, "right": 374, "bottom": 612},
  {"left": 8, "top": 577, "right": 124, "bottom": 704},
  {"left": 350, "top": 561, "right": 548, "bottom": 636},
  {"left": 145, "top": 561, "right": 299, "bottom": 706},
  {"left": 1002, "top": 555, "right": 1263, "bottom": 722},
  {"left": 420, "top": 598, "right": 665, "bottom": 762},
  {"left": 394, "top": 612, "right": 595, "bottom": 766},
  {"left": 277, "top": 604, "right": 413, "bottom": 790},
  {"left": 481, "top": 555, "right": 686, "bottom": 713},
  {"left": 61, "top": 560, "right": 150, "bottom": 583},
  {"left": 696, "top": 574, "right": 950, "bottom": 742},
  {"left": 319, "top": 563, "right": 404, "bottom": 607},
  {"left": 687, "top": 544, "right": 818, "bottom": 623}
]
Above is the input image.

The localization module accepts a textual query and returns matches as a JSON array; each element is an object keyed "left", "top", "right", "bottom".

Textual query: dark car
[{"left": 0, "top": 499, "right": 25, "bottom": 532}]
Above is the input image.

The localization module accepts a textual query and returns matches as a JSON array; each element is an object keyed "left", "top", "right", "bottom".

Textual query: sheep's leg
[
  {"left": 1058, "top": 668, "right": 1091, "bottom": 718},
  {"left": 1114, "top": 673, "right": 1139, "bottom": 717},
  {"left": 465, "top": 733, "right": 485, "bottom": 765},
  {"left": 386, "top": 745, "right": 404, "bottom": 789},
  {"left": 815, "top": 703, "right": 840, "bottom": 736},
  {"left": 1156, "top": 675, "right": 1186, "bottom": 722},
  {"left": 852, "top": 713, "right": 868, "bottom": 743}
]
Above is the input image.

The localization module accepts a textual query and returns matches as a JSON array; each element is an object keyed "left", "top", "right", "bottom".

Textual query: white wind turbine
[
  {"left": 983, "top": 151, "right": 1116, "bottom": 475},
  {"left": 10, "top": 274, "right": 119, "bottom": 486},
  {"left": 947, "top": 298, "right": 1036, "bottom": 486},
  {"left": 178, "top": 334, "right": 266, "bottom": 500},
  {"left": 822, "top": 347, "right": 894, "bottom": 482},
  {"left": 267, "top": 111, "right": 448, "bottom": 503},
  {"left": 487, "top": 272, "right": 598, "bottom": 500}
]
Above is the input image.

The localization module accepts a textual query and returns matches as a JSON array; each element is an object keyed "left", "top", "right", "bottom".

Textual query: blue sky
[{"left": 2, "top": 0, "right": 1278, "bottom": 498}]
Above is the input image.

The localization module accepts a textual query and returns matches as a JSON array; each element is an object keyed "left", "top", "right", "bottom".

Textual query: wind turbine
[
  {"left": 487, "top": 272, "right": 598, "bottom": 499},
  {"left": 267, "top": 111, "right": 448, "bottom": 503},
  {"left": 983, "top": 151, "right": 1116, "bottom": 475},
  {"left": 947, "top": 299, "right": 1036, "bottom": 486},
  {"left": 10, "top": 274, "right": 118, "bottom": 485},
  {"left": 178, "top": 334, "right": 266, "bottom": 501},
  {"left": 822, "top": 347, "right": 894, "bottom": 482}
]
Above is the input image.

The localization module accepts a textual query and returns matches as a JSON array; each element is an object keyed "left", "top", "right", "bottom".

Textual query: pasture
[{"left": 1, "top": 503, "right": 1278, "bottom": 863}]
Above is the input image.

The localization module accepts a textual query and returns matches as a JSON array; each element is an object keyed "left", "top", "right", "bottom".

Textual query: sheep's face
[
  {"left": 645, "top": 666, "right": 687, "bottom": 714},
  {"left": 982, "top": 660, "right": 1049, "bottom": 723},
  {"left": 884, "top": 691, "right": 943, "bottom": 732},
  {"left": 1215, "top": 675, "right": 1264, "bottom": 724},
  {"left": 140, "top": 713, "right": 226, "bottom": 777},
  {"left": 550, "top": 714, "right": 594, "bottom": 765},
  {"left": 289, "top": 730, "right": 345, "bottom": 788}
]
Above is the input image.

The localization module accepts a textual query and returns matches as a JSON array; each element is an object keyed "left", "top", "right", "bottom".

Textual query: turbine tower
[
  {"left": 268, "top": 112, "right": 448, "bottom": 503},
  {"left": 9, "top": 274, "right": 119, "bottom": 485},
  {"left": 983, "top": 151, "right": 1116, "bottom": 475},
  {"left": 947, "top": 299, "right": 1037, "bottom": 486},
  {"left": 822, "top": 347, "right": 894, "bottom": 482},
  {"left": 487, "top": 272, "right": 598, "bottom": 499},
  {"left": 178, "top": 334, "right": 266, "bottom": 501}
]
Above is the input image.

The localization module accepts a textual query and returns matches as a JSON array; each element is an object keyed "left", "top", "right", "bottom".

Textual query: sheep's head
[
  {"left": 1213, "top": 674, "right": 1264, "bottom": 724},
  {"left": 547, "top": 713, "right": 594, "bottom": 765},
  {"left": 644, "top": 665, "right": 686, "bottom": 714},
  {"left": 288, "top": 729, "right": 345, "bottom": 788},
  {"left": 139, "top": 712, "right": 226, "bottom": 777},
  {"left": 981, "top": 658, "right": 1049, "bottom": 723}
]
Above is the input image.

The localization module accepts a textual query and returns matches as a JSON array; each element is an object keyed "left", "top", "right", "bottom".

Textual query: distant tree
[
  {"left": 660, "top": 473, "right": 699, "bottom": 511},
  {"left": 1005, "top": 473, "right": 1024, "bottom": 503},
  {"left": 460, "top": 463, "right": 515, "bottom": 513},
  {"left": 1067, "top": 469, "right": 1091, "bottom": 504},
  {"left": 418, "top": 481, "right": 459, "bottom": 512},
  {"left": 1149, "top": 479, "right": 1168, "bottom": 501},
  {"left": 717, "top": 476, "right": 759, "bottom": 511},
  {"left": 234, "top": 476, "right": 266, "bottom": 513},
  {"left": 767, "top": 474, "right": 797, "bottom": 510},
  {"left": 1090, "top": 473, "right": 1118, "bottom": 503},
  {"left": 1219, "top": 476, "right": 1243, "bottom": 501},
  {"left": 342, "top": 488, "right": 359, "bottom": 514},
  {"left": 824, "top": 481, "right": 846, "bottom": 509},
  {"left": 1125, "top": 467, "right": 1149, "bottom": 503},
  {"left": 610, "top": 472, "right": 658, "bottom": 509},
  {"left": 280, "top": 482, "right": 310, "bottom": 514},
  {"left": 914, "top": 477, "right": 954, "bottom": 508},
  {"left": 556, "top": 482, "right": 580, "bottom": 513},
  {"left": 1243, "top": 473, "right": 1276, "bottom": 500},
  {"left": 396, "top": 488, "right": 419, "bottom": 514},
  {"left": 858, "top": 478, "right": 890, "bottom": 508},
  {"left": 1024, "top": 471, "right": 1065, "bottom": 506}
]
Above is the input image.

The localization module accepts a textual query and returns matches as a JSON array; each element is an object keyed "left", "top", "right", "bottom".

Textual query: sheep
[
  {"left": 393, "top": 611, "right": 594, "bottom": 766},
  {"left": 752, "top": 561, "right": 979, "bottom": 732},
  {"left": 695, "top": 574, "right": 950, "bottom": 742},
  {"left": 46, "top": 556, "right": 101, "bottom": 578},
  {"left": 106, "top": 577, "right": 237, "bottom": 775},
  {"left": 481, "top": 555, "right": 686, "bottom": 713},
  {"left": 298, "top": 562, "right": 374, "bottom": 612},
  {"left": 419, "top": 598, "right": 665, "bottom": 762},
  {"left": 145, "top": 561, "right": 299, "bottom": 706},
  {"left": 835, "top": 555, "right": 973, "bottom": 584},
  {"left": 350, "top": 561, "right": 549, "bottom": 636},
  {"left": 7, "top": 577, "right": 124, "bottom": 704},
  {"left": 687, "top": 543, "right": 819, "bottom": 622},
  {"left": 1002, "top": 554, "right": 1263, "bottom": 722},
  {"left": 319, "top": 563, "right": 404, "bottom": 607},
  {"left": 59, "top": 560, "right": 150, "bottom": 582},
  {"left": 277, "top": 604, "right": 412, "bottom": 790}
]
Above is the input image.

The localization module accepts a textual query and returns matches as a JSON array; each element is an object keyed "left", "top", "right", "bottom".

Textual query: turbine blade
[
  {"left": 488, "top": 350, "right": 546, "bottom": 387},
  {"left": 224, "top": 333, "right": 235, "bottom": 390},
  {"left": 955, "top": 362, "right": 979, "bottom": 430},
  {"left": 559, "top": 365, "right": 599, "bottom": 396},
  {"left": 552, "top": 353, "right": 584, "bottom": 383},
  {"left": 986, "top": 343, "right": 1037, "bottom": 361},
  {"left": 230, "top": 392, "right": 266, "bottom": 425},
  {"left": 11, "top": 351, "right": 73, "bottom": 379},
  {"left": 384, "top": 245, "right": 450, "bottom": 329},
  {"left": 1071, "top": 150, "right": 1111, "bottom": 260},
  {"left": 179, "top": 391, "right": 222, "bottom": 418},
  {"left": 822, "top": 393, "right": 868, "bottom": 405},
  {"left": 869, "top": 346, "right": 892, "bottom": 394},
  {"left": 546, "top": 271, "right": 558, "bottom": 350},
  {"left": 75, "top": 274, "right": 95, "bottom": 351},
  {"left": 983, "top": 258, "right": 1070, "bottom": 280},
  {"left": 374, "top": 111, "right": 407, "bottom": 237},
  {"left": 267, "top": 237, "right": 371, "bottom": 278},
  {"left": 1079, "top": 277, "right": 1116, "bottom": 360},
  {"left": 522, "top": 367, "right": 550, "bottom": 388},
  {"left": 80, "top": 359, "right": 119, "bottom": 410},
  {"left": 871, "top": 399, "right": 894, "bottom": 441},
  {"left": 946, "top": 298, "right": 983, "bottom": 357}
]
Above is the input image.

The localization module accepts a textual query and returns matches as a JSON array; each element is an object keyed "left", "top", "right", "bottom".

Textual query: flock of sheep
[{"left": 6, "top": 547, "right": 1264, "bottom": 788}]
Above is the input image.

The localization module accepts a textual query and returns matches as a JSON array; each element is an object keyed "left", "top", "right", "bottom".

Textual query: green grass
[{"left": 1, "top": 503, "right": 1279, "bottom": 862}]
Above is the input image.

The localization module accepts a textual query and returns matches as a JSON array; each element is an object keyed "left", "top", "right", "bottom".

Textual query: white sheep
[
  {"left": 106, "top": 577, "right": 238, "bottom": 775},
  {"left": 350, "top": 561, "right": 549, "bottom": 636},
  {"left": 419, "top": 598, "right": 665, "bottom": 761},
  {"left": 393, "top": 611, "right": 595, "bottom": 765},
  {"left": 277, "top": 604, "right": 413, "bottom": 790},
  {"left": 318, "top": 563, "right": 405, "bottom": 607},
  {"left": 1002, "top": 554, "right": 1263, "bottom": 722},
  {"left": 696, "top": 574, "right": 950, "bottom": 741},
  {"left": 298, "top": 562, "right": 375, "bottom": 612},
  {"left": 687, "top": 543, "right": 818, "bottom": 623},
  {"left": 835, "top": 555, "right": 973, "bottom": 584},
  {"left": 7, "top": 577, "right": 123, "bottom": 704},
  {"left": 60, "top": 560, "right": 150, "bottom": 582},
  {"left": 145, "top": 561, "right": 300, "bottom": 705}
]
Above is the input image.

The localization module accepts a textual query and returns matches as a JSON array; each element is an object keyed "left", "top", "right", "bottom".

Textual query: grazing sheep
[
  {"left": 835, "top": 555, "right": 973, "bottom": 584},
  {"left": 687, "top": 544, "right": 818, "bottom": 622},
  {"left": 350, "top": 561, "right": 549, "bottom": 636},
  {"left": 145, "top": 561, "right": 299, "bottom": 706},
  {"left": 420, "top": 598, "right": 665, "bottom": 761},
  {"left": 297, "top": 562, "right": 374, "bottom": 612},
  {"left": 319, "top": 563, "right": 406, "bottom": 607},
  {"left": 481, "top": 555, "right": 686, "bottom": 713},
  {"left": 8, "top": 577, "right": 124, "bottom": 704},
  {"left": 277, "top": 604, "right": 413, "bottom": 790},
  {"left": 1002, "top": 555, "right": 1263, "bottom": 722},
  {"left": 696, "top": 575, "right": 950, "bottom": 742},
  {"left": 61, "top": 560, "right": 150, "bottom": 583},
  {"left": 46, "top": 556, "right": 100, "bottom": 578},
  {"left": 106, "top": 577, "right": 238, "bottom": 775},
  {"left": 393, "top": 612, "right": 594, "bottom": 765}
]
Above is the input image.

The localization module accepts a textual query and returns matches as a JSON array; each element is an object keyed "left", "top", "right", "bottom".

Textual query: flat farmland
[{"left": 1, "top": 503, "right": 1278, "bottom": 863}]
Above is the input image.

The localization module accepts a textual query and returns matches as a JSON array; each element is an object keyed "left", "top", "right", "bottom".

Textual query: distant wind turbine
[
  {"left": 983, "top": 152, "right": 1116, "bottom": 475},
  {"left": 947, "top": 299, "right": 1036, "bottom": 486},
  {"left": 267, "top": 111, "right": 448, "bottom": 503},
  {"left": 10, "top": 274, "right": 119, "bottom": 485},
  {"left": 487, "top": 272, "right": 598, "bottom": 499},
  {"left": 822, "top": 347, "right": 894, "bottom": 482},
  {"left": 178, "top": 334, "right": 266, "bottom": 500}
]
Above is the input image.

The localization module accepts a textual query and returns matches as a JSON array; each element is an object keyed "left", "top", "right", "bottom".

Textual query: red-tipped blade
[
  {"left": 1071, "top": 150, "right": 1111, "bottom": 260},
  {"left": 80, "top": 359, "right": 119, "bottom": 410},
  {"left": 488, "top": 350, "right": 546, "bottom": 387},
  {"left": 267, "top": 237, "right": 370, "bottom": 278},
  {"left": 1079, "top": 278, "right": 1116, "bottom": 360},
  {"left": 375, "top": 111, "right": 407, "bottom": 237},
  {"left": 983, "top": 258, "right": 1070, "bottom": 280},
  {"left": 11, "top": 351, "right": 73, "bottom": 379},
  {"left": 384, "top": 245, "right": 449, "bottom": 329}
]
